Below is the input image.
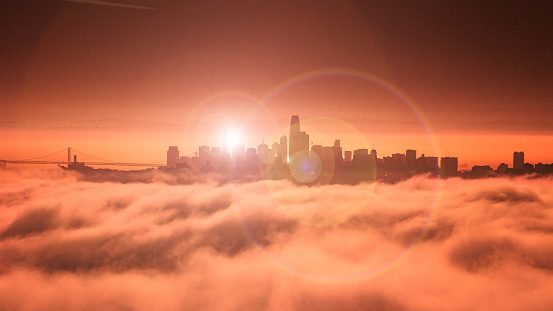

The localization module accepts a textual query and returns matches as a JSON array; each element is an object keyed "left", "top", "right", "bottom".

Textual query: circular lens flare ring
[{"left": 232, "top": 68, "right": 442, "bottom": 281}]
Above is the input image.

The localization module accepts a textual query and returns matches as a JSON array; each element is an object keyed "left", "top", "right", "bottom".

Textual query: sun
[{"left": 225, "top": 128, "right": 242, "bottom": 147}]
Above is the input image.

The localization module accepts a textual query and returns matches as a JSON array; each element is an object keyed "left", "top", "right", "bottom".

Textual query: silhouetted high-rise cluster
[
  {"left": 159, "top": 115, "right": 552, "bottom": 182},
  {"left": 162, "top": 115, "right": 466, "bottom": 183}
]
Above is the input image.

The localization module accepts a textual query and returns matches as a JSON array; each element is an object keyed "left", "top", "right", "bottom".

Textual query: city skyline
[
  {"left": 2, "top": 1, "right": 553, "bottom": 310},
  {"left": 2, "top": 1, "right": 553, "bottom": 169},
  {"left": 2, "top": 114, "right": 549, "bottom": 179}
]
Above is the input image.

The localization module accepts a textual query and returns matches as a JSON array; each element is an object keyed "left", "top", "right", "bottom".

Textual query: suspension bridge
[{"left": 1, "top": 148, "right": 166, "bottom": 167}]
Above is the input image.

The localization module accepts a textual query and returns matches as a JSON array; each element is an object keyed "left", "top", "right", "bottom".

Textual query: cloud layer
[{"left": 1, "top": 168, "right": 552, "bottom": 310}]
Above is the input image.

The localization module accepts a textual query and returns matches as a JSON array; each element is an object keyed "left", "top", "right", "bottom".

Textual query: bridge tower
[{"left": 68, "top": 147, "right": 71, "bottom": 166}]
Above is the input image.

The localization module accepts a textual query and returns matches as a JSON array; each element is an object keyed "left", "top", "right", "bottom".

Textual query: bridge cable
[
  {"left": 71, "top": 149, "right": 118, "bottom": 163},
  {"left": 17, "top": 149, "right": 68, "bottom": 161}
]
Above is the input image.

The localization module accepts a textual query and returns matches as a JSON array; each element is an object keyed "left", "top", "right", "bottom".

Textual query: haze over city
[
  {"left": 1, "top": 1, "right": 553, "bottom": 310},
  {"left": 2, "top": 0, "right": 553, "bottom": 168}
]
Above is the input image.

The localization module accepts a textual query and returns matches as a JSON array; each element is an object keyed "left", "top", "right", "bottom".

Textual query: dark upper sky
[{"left": 2, "top": 0, "right": 553, "bottom": 135}]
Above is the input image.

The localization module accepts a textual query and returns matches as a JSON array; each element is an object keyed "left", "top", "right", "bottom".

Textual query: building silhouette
[
  {"left": 440, "top": 157, "right": 458, "bottom": 176},
  {"left": 471, "top": 165, "right": 493, "bottom": 178},
  {"left": 232, "top": 144, "right": 246, "bottom": 167},
  {"left": 344, "top": 150, "right": 352, "bottom": 162},
  {"left": 199, "top": 145, "right": 210, "bottom": 167},
  {"left": 406, "top": 149, "right": 416, "bottom": 170},
  {"left": 496, "top": 163, "right": 508, "bottom": 174},
  {"left": 333, "top": 139, "right": 343, "bottom": 167},
  {"left": 415, "top": 154, "right": 439, "bottom": 173},
  {"left": 279, "top": 135, "right": 287, "bottom": 162},
  {"left": 513, "top": 151, "right": 524, "bottom": 169},
  {"left": 257, "top": 141, "right": 269, "bottom": 165},
  {"left": 311, "top": 144, "right": 323, "bottom": 160},
  {"left": 289, "top": 115, "right": 309, "bottom": 161},
  {"left": 167, "top": 146, "right": 179, "bottom": 168},
  {"left": 157, "top": 116, "right": 553, "bottom": 182}
]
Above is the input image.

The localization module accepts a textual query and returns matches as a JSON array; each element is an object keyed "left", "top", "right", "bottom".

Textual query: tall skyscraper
[
  {"left": 289, "top": 115, "right": 309, "bottom": 161},
  {"left": 257, "top": 141, "right": 269, "bottom": 164},
  {"left": 279, "top": 135, "right": 287, "bottom": 162},
  {"left": 332, "top": 140, "right": 343, "bottom": 166},
  {"left": 406, "top": 149, "right": 416, "bottom": 170},
  {"left": 167, "top": 146, "right": 179, "bottom": 168},
  {"left": 290, "top": 115, "right": 300, "bottom": 139},
  {"left": 513, "top": 151, "right": 524, "bottom": 169}
]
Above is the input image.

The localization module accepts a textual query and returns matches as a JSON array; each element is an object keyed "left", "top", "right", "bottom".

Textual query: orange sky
[{"left": 1, "top": 0, "right": 553, "bottom": 167}]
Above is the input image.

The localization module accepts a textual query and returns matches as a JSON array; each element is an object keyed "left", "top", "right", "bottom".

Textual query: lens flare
[{"left": 231, "top": 68, "right": 441, "bottom": 281}]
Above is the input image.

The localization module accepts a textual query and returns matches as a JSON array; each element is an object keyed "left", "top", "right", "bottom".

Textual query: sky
[
  {"left": 1, "top": 169, "right": 553, "bottom": 310},
  {"left": 2, "top": 0, "right": 553, "bottom": 167}
]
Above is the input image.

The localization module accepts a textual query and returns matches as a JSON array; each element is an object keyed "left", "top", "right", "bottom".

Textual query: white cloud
[{"left": 1, "top": 169, "right": 553, "bottom": 310}]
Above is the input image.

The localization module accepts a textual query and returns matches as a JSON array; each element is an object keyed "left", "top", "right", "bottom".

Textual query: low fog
[{"left": 1, "top": 168, "right": 552, "bottom": 310}]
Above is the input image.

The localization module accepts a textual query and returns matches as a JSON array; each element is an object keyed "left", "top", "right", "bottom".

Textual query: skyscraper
[
  {"left": 289, "top": 115, "right": 309, "bottom": 161},
  {"left": 333, "top": 139, "right": 342, "bottom": 165},
  {"left": 406, "top": 149, "right": 416, "bottom": 170},
  {"left": 279, "top": 135, "right": 287, "bottom": 162},
  {"left": 440, "top": 157, "right": 458, "bottom": 176},
  {"left": 167, "top": 146, "right": 179, "bottom": 168},
  {"left": 344, "top": 150, "right": 352, "bottom": 162},
  {"left": 513, "top": 151, "right": 524, "bottom": 169},
  {"left": 257, "top": 141, "right": 269, "bottom": 164}
]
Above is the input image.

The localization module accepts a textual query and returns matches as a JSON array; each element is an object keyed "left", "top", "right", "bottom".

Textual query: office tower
[
  {"left": 233, "top": 144, "right": 246, "bottom": 162},
  {"left": 279, "top": 135, "right": 287, "bottom": 162},
  {"left": 353, "top": 148, "right": 370, "bottom": 168},
  {"left": 322, "top": 146, "right": 334, "bottom": 164},
  {"left": 289, "top": 115, "right": 309, "bottom": 160},
  {"left": 383, "top": 156, "right": 394, "bottom": 169},
  {"left": 332, "top": 139, "right": 343, "bottom": 165},
  {"left": 198, "top": 145, "right": 211, "bottom": 165},
  {"left": 513, "top": 151, "right": 524, "bottom": 169},
  {"left": 370, "top": 147, "right": 377, "bottom": 160},
  {"left": 272, "top": 142, "right": 280, "bottom": 153},
  {"left": 440, "top": 157, "right": 458, "bottom": 176},
  {"left": 246, "top": 148, "right": 257, "bottom": 164},
  {"left": 311, "top": 144, "right": 324, "bottom": 170},
  {"left": 392, "top": 153, "right": 406, "bottom": 164},
  {"left": 167, "top": 146, "right": 179, "bottom": 168},
  {"left": 311, "top": 144, "right": 323, "bottom": 159},
  {"left": 416, "top": 154, "right": 427, "bottom": 171},
  {"left": 426, "top": 156, "right": 439, "bottom": 172},
  {"left": 257, "top": 141, "right": 269, "bottom": 164},
  {"left": 471, "top": 165, "right": 493, "bottom": 177},
  {"left": 344, "top": 150, "right": 352, "bottom": 162},
  {"left": 406, "top": 149, "right": 416, "bottom": 170},
  {"left": 211, "top": 146, "right": 221, "bottom": 157},
  {"left": 210, "top": 147, "right": 221, "bottom": 168}
]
